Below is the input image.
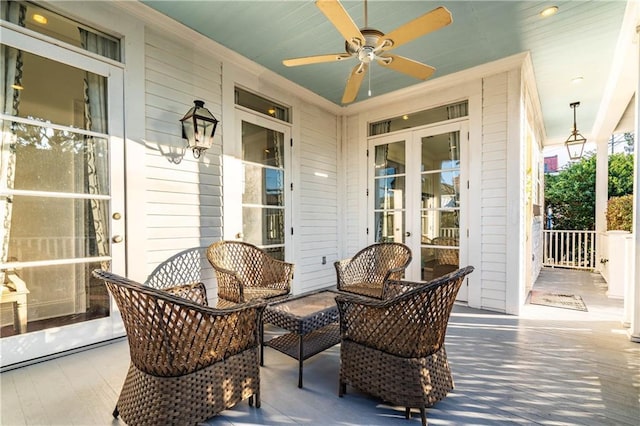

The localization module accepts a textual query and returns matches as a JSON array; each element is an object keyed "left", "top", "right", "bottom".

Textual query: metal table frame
[{"left": 260, "top": 289, "right": 340, "bottom": 388}]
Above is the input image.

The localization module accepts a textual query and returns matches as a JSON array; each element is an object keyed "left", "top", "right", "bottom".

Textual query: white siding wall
[
  {"left": 142, "top": 28, "right": 222, "bottom": 288},
  {"left": 480, "top": 73, "right": 510, "bottom": 311},
  {"left": 295, "top": 104, "right": 339, "bottom": 292},
  {"left": 344, "top": 115, "right": 365, "bottom": 257}
]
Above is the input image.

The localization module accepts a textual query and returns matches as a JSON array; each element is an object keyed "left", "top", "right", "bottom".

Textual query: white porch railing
[{"left": 542, "top": 230, "right": 596, "bottom": 270}]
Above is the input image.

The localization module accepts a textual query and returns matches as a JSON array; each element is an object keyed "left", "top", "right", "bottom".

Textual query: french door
[
  {"left": 1, "top": 26, "right": 125, "bottom": 367},
  {"left": 230, "top": 110, "right": 291, "bottom": 261},
  {"left": 369, "top": 121, "right": 468, "bottom": 300}
]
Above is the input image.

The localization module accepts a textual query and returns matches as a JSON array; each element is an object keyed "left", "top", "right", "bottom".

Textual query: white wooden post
[
  {"left": 595, "top": 137, "right": 608, "bottom": 273},
  {"left": 630, "top": 24, "right": 640, "bottom": 342}
]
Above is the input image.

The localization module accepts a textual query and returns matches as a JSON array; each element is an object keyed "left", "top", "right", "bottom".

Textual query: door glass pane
[
  {"left": 242, "top": 164, "right": 284, "bottom": 206},
  {"left": 242, "top": 206, "right": 284, "bottom": 246},
  {"left": 1, "top": 45, "right": 111, "bottom": 336},
  {"left": 241, "top": 120, "right": 286, "bottom": 253},
  {"left": 374, "top": 141, "right": 405, "bottom": 175},
  {"left": 373, "top": 140, "right": 406, "bottom": 243},
  {"left": 420, "top": 131, "right": 460, "bottom": 280},
  {"left": 242, "top": 121, "right": 284, "bottom": 167},
  {"left": 374, "top": 211, "right": 405, "bottom": 243}
]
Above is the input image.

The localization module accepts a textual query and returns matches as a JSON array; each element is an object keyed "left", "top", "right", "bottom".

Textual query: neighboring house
[{"left": 0, "top": 0, "right": 636, "bottom": 368}]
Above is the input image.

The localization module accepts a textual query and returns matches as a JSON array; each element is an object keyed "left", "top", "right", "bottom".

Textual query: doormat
[{"left": 528, "top": 290, "right": 588, "bottom": 312}]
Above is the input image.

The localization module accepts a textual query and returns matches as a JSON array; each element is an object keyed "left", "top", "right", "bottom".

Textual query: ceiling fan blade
[
  {"left": 342, "top": 62, "right": 368, "bottom": 104},
  {"left": 283, "top": 53, "right": 352, "bottom": 67},
  {"left": 316, "top": 0, "right": 365, "bottom": 46},
  {"left": 376, "top": 6, "right": 452, "bottom": 51},
  {"left": 377, "top": 55, "right": 435, "bottom": 80}
]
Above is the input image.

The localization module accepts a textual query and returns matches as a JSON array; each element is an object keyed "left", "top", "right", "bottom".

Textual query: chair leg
[
  {"left": 112, "top": 406, "right": 119, "bottom": 418},
  {"left": 338, "top": 381, "right": 346, "bottom": 397},
  {"left": 405, "top": 407, "right": 411, "bottom": 419},
  {"left": 249, "top": 395, "right": 254, "bottom": 407},
  {"left": 420, "top": 407, "right": 427, "bottom": 426},
  {"left": 255, "top": 391, "right": 261, "bottom": 408}
]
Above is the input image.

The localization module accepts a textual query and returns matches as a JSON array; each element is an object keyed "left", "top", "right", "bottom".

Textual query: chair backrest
[
  {"left": 207, "top": 241, "right": 269, "bottom": 285},
  {"left": 351, "top": 242, "right": 412, "bottom": 283},
  {"left": 338, "top": 266, "right": 473, "bottom": 358},
  {"left": 144, "top": 247, "right": 204, "bottom": 289},
  {"left": 93, "top": 269, "right": 264, "bottom": 377}
]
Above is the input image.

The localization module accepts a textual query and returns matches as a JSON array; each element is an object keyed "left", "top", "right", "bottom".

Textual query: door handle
[
  {"left": 112, "top": 235, "right": 123, "bottom": 243},
  {"left": 405, "top": 232, "right": 411, "bottom": 237}
]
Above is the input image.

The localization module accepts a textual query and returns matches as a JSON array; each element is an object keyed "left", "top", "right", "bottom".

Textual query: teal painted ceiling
[{"left": 141, "top": 1, "right": 629, "bottom": 143}]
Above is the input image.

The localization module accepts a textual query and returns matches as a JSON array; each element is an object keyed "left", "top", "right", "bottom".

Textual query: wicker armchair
[
  {"left": 93, "top": 270, "right": 265, "bottom": 426},
  {"left": 207, "top": 241, "right": 293, "bottom": 304},
  {"left": 334, "top": 242, "right": 412, "bottom": 299},
  {"left": 336, "top": 266, "right": 474, "bottom": 426}
]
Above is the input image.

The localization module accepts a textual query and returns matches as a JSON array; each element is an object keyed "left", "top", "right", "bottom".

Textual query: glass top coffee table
[{"left": 261, "top": 289, "right": 340, "bottom": 388}]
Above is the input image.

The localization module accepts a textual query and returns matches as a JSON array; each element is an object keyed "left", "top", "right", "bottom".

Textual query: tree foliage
[{"left": 545, "top": 152, "right": 634, "bottom": 230}]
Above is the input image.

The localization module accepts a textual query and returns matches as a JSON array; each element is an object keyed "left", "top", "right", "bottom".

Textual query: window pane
[
  {"left": 421, "top": 171, "right": 460, "bottom": 209},
  {"left": 0, "top": 261, "right": 109, "bottom": 337},
  {"left": 242, "top": 164, "right": 284, "bottom": 206},
  {"left": 6, "top": 122, "right": 109, "bottom": 194},
  {"left": 242, "top": 121, "right": 284, "bottom": 167},
  {"left": 243, "top": 207, "right": 284, "bottom": 245},
  {"left": 374, "top": 142, "right": 405, "bottom": 176},
  {"left": 1, "top": 47, "right": 109, "bottom": 131},
  {"left": 369, "top": 101, "right": 467, "bottom": 136},
  {"left": 7, "top": 196, "right": 110, "bottom": 262},
  {"left": 420, "top": 210, "right": 459, "bottom": 242},
  {"left": 235, "top": 87, "right": 290, "bottom": 122},
  {"left": 421, "top": 132, "right": 460, "bottom": 171},
  {"left": 374, "top": 211, "right": 405, "bottom": 243},
  {"left": 374, "top": 176, "right": 405, "bottom": 210},
  {"left": 2, "top": 1, "right": 120, "bottom": 61}
]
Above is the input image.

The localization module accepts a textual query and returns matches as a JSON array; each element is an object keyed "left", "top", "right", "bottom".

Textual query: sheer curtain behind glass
[
  {"left": 0, "top": 1, "right": 25, "bottom": 280},
  {"left": 80, "top": 29, "right": 114, "bottom": 269}
]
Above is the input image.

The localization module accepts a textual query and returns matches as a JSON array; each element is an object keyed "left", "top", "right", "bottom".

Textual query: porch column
[
  {"left": 594, "top": 137, "right": 608, "bottom": 273},
  {"left": 630, "top": 24, "right": 640, "bottom": 343}
]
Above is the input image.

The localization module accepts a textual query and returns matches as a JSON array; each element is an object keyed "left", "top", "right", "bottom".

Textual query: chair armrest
[
  {"left": 259, "top": 257, "right": 294, "bottom": 291},
  {"left": 212, "top": 266, "right": 245, "bottom": 303},
  {"left": 163, "top": 282, "right": 208, "bottom": 306}
]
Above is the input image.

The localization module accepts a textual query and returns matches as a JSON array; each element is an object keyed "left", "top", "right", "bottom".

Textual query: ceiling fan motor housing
[{"left": 345, "top": 28, "right": 386, "bottom": 63}]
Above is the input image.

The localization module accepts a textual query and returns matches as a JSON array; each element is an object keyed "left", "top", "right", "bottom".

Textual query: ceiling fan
[{"left": 283, "top": 0, "right": 452, "bottom": 104}]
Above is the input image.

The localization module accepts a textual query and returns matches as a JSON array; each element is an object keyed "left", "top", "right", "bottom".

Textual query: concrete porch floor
[{"left": 1, "top": 267, "right": 638, "bottom": 425}]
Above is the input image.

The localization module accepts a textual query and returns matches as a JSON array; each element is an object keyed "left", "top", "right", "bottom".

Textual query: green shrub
[{"left": 606, "top": 195, "right": 633, "bottom": 231}]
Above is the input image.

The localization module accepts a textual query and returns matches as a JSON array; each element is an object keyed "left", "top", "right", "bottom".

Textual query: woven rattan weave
[
  {"left": 334, "top": 242, "right": 412, "bottom": 299},
  {"left": 207, "top": 241, "right": 294, "bottom": 304},
  {"left": 336, "top": 266, "right": 474, "bottom": 426},
  {"left": 144, "top": 247, "right": 204, "bottom": 289},
  {"left": 261, "top": 290, "right": 340, "bottom": 388},
  {"left": 93, "top": 270, "right": 265, "bottom": 425}
]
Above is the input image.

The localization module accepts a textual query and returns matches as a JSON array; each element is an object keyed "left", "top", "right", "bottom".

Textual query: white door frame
[
  {"left": 0, "top": 27, "right": 125, "bottom": 367},
  {"left": 367, "top": 120, "right": 468, "bottom": 299},
  {"left": 226, "top": 108, "right": 292, "bottom": 260}
]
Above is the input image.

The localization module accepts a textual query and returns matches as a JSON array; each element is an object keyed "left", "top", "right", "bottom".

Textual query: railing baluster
[{"left": 542, "top": 229, "right": 596, "bottom": 271}]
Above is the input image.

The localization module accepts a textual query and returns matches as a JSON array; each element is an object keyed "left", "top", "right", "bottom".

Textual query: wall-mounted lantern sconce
[
  {"left": 565, "top": 101, "right": 586, "bottom": 160},
  {"left": 180, "top": 100, "right": 219, "bottom": 159}
]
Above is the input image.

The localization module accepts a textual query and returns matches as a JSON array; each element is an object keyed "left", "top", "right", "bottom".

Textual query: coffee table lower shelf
[{"left": 263, "top": 323, "right": 340, "bottom": 387}]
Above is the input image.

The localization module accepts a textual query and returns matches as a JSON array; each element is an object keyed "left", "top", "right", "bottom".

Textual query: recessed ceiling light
[
  {"left": 402, "top": 114, "right": 409, "bottom": 120},
  {"left": 540, "top": 6, "right": 559, "bottom": 18},
  {"left": 571, "top": 76, "right": 584, "bottom": 84},
  {"left": 11, "top": 84, "right": 24, "bottom": 90},
  {"left": 32, "top": 14, "right": 47, "bottom": 24}
]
